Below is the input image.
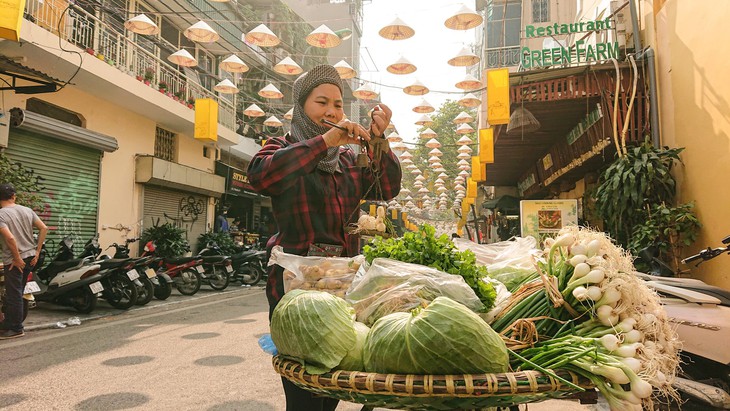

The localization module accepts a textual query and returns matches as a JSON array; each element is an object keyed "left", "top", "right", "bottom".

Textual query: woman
[{"left": 247, "top": 65, "right": 401, "bottom": 411}]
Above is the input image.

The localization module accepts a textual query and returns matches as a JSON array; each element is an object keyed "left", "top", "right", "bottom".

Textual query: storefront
[
  {"left": 5, "top": 107, "right": 118, "bottom": 248},
  {"left": 215, "top": 162, "right": 270, "bottom": 244}
]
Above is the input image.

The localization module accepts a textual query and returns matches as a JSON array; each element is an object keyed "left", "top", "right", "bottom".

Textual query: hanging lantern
[
  {"left": 168, "top": 49, "right": 197, "bottom": 67},
  {"left": 428, "top": 148, "right": 442, "bottom": 157},
  {"left": 479, "top": 128, "right": 495, "bottom": 163},
  {"left": 458, "top": 93, "right": 481, "bottom": 108},
  {"left": 444, "top": 4, "right": 483, "bottom": 30},
  {"left": 244, "top": 24, "right": 280, "bottom": 47},
  {"left": 425, "top": 138, "right": 441, "bottom": 149},
  {"left": 258, "top": 83, "right": 283, "bottom": 99},
  {"left": 415, "top": 114, "right": 433, "bottom": 126},
  {"left": 448, "top": 47, "right": 480, "bottom": 67},
  {"left": 185, "top": 21, "right": 219, "bottom": 43},
  {"left": 306, "top": 24, "right": 342, "bottom": 48},
  {"left": 379, "top": 17, "right": 415, "bottom": 40},
  {"left": 125, "top": 14, "right": 160, "bottom": 35},
  {"left": 333, "top": 60, "right": 356, "bottom": 79},
  {"left": 487, "top": 68, "right": 511, "bottom": 124},
  {"left": 386, "top": 131, "right": 402, "bottom": 143},
  {"left": 214, "top": 79, "right": 238, "bottom": 94},
  {"left": 263, "top": 116, "right": 283, "bottom": 127},
  {"left": 456, "top": 123, "right": 475, "bottom": 134},
  {"left": 273, "top": 57, "right": 303, "bottom": 75},
  {"left": 413, "top": 99, "right": 435, "bottom": 113},
  {"left": 455, "top": 73, "right": 483, "bottom": 91},
  {"left": 403, "top": 79, "right": 429, "bottom": 96},
  {"left": 419, "top": 128, "right": 437, "bottom": 139},
  {"left": 220, "top": 55, "right": 248, "bottom": 73},
  {"left": 472, "top": 156, "right": 484, "bottom": 182},
  {"left": 453, "top": 111, "right": 474, "bottom": 124},
  {"left": 387, "top": 56, "right": 417, "bottom": 75},
  {"left": 353, "top": 83, "right": 378, "bottom": 100},
  {"left": 457, "top": 135, "right": 474, "bottom": 145},
  {"left": 243, "top": 104, "right": 265, "bottom": 117}
]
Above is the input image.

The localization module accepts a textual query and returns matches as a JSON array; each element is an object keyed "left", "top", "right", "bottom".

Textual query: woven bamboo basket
[{"left": 273, "top": 356, "right": 595, "bottom": 410}]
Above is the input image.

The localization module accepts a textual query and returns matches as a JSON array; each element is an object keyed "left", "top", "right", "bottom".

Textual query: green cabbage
[
  {"left": 337, "top": 322, "right": 370, "bottom": 371},
  {"left": 363, "top": 296, "right": 509, "bottom": 375},
  {"left": 271, "top": 290, "right": 356, "bottom": 374}
]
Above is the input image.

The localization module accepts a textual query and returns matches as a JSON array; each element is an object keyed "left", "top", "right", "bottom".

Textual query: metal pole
[
  {"left": 470, "top": 204, "right": 480, "bottom": 244},
  {"left": 628, "top": 0, "right": 661, "bottom": 147}
]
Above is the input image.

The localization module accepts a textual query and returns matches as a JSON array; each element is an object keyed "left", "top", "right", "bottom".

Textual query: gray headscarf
[{"left": 290, "top": 65, "right": 344, "bottom": 174}]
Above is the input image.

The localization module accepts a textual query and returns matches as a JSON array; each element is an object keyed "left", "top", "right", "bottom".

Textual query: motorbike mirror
[
  {"left": 63, "top": 236, "right": 74, "bottom": 249},
  {"left": 722, "top": 235, "right": 730, "bottom": 245}
]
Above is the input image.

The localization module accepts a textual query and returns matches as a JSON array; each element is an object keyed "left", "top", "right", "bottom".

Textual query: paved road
[{"left": 0, "top": 287, "right": 601, "bottom": 410}]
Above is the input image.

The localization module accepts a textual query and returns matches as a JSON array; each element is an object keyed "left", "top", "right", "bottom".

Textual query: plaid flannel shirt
[{"left": 247, "top": 134, "right": 402, "bottom": 311}]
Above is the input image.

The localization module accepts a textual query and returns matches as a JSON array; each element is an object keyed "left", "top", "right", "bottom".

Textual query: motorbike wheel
[
  {"left": 153, "top": 277, "right": 173, "bottom": 300},
  {"left": 105, "top": 274, "right": 139, "bottom": 309},
  {"left": 71, "top": 288, "right": 97, "bottom": 313},
  {"left": 176, "top": 269, "right": 201, "bottom": 296},
  {"left": 135, "top": 276, "right": 155, "bottom": 306},
  {"left": 207, "top": 267, "right": 230, "bottom": 291},
  {"left": 238, "top": 263, "right": 263, "bottom": 286}
]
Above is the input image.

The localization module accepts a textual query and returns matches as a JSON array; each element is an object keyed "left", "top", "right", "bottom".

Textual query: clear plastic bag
[
  {"left": 453, "top": 237, "right": 541, "bottom": 291},
  {"left": 345, "top": 258, "right": 484, "bottom": 326},
  {"left": 269, "top": 246, "right": 364, "bottom": 298}
]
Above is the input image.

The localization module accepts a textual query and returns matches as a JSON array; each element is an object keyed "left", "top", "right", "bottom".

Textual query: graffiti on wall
[
  {"left": 38, "top": 173, "right": 99, "bottom": 245},
  {"left": 162, "top": 196, "right": 205, "bottom": 240}
]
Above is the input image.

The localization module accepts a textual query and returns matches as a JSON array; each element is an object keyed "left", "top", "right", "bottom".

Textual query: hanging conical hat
[
  {"left": 244, "top": 24, "right": 280, "bottom": 47},
  {"left": 387, "top": 56, "right": 417, "bottom": 74},
  {"left": 453, "top": 111, "right": 474, "bottom": 124},
  {"left": 458, "top": 93, "right": 481, "bottom": 107},
  {"left": 444, "top": 4, "right": 483, "bottom": 30},
  {"left": 379, "top": 17, "right": 415, "bottom": 40},
  {"left": 448, "top": 47, "right": 480, "bottom": 67},
  {"left": 403, "top": 79, "right": 429, "bottom": 96},
  {"left": 455, "top": 73, "right": 483, "bottom": 90},
  {"left": 306, "top": 24, "right": 341, "bottom": 48},
  {"left": 273, "top": 56, "right": 303, "bottom": 75},
  {"left": 333, "top": 60, "right": 356, "bottom": 79}
]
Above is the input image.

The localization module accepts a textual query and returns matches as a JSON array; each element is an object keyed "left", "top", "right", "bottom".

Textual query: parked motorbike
[
  {"left": 229, "top": 248, "right": 267, "bottom": 286},
  {"left": 636, "top": 235, "right": 730, "bottom": 409},
  {"left": 107, "top": 238, "right": 170, "bottom": 304},
  {"left": 143, "top": 241, "right": 203, "bottom": 296},
  {"left": 32, "top": 237, "right": 105, "bottom": 313},
  {"left": 196, "top": 242, "right": 232, "bottom": 291},
  {"left": 78, "top": 236, "right": 140, "bottom": 309}
]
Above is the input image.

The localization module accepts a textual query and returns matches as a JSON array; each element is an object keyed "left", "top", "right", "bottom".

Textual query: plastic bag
[
  {"left": 269, "top": 246, "right": 364, "bottom": 298},
  {"left": 453, "top": 237, "right": 541, "bottom": 291},
  {"left": 346, "top": 258, "right": 484, "bottom": 326}
]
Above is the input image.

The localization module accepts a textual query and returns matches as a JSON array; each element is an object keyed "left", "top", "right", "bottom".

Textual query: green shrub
[
  {"left": 141, "top": 223, "right": 188, "bottom": 258},
  {"left": 197, "top": 231, "right": 236, "bottom": 254}
]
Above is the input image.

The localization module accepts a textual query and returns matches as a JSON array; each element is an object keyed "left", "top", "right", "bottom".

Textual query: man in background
[{"left": 0, "top": 183, "right": 47, "bottom": 339}]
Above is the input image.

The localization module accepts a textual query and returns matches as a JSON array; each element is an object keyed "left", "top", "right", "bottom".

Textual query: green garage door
[{"left": 6, "top": 128, "right": 101, "bottom": 250}]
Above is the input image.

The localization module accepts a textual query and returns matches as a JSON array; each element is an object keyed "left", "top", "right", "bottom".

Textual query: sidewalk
[{"left": 22, "top": 285, "right": 262, "bottom": 331}]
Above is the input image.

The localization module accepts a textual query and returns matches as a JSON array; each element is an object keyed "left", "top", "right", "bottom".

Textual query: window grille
[
  {"left": 155, "top": 126, "right": 176, "bottom": 162},
  {"left": 532, "top": 0, "right": 550, "bottom": 23}
]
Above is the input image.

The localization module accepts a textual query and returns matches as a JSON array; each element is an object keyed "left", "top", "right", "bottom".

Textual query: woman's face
[{"left": 303, "top": 83, "right": 344, "bottom": 127}]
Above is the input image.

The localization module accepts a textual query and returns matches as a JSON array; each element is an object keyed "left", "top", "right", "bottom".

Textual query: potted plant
[
  {"left": 85, "top": 47, "right": 95, "bottom": 55},
  {"left": 158, "top": 81, "right": 168, "bottom": 93},
  {"left": 173, "top": 90, "right": 185, "bottom": 101},
  {"left": 187, "top": 97, "right": 195, "bottom": 109},
  {"left": 143, "top": 68, "right": 154, "bottom": 85}
]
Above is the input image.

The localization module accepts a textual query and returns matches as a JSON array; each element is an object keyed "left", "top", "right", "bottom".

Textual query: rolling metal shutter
[
  {"left": 6, "top": 128, "right": 101, "bottom": 249},
  {"left": 142, "top": 185, "right": 209, "bottom": 252}
]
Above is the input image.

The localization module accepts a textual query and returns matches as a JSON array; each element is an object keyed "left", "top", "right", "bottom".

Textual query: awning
[
  {"left": 10, "top": 108, "right": 118, "bottom": 152},
  {"left": 482, "top": 195, "right": 521, "bottom": 215},
  {"left": 0, "top": 55, "right": 62, "bottom": 94}
]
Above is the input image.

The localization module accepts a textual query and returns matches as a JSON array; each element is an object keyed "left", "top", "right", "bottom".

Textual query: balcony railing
[
  {"left": 486, "top": 46, "right": 521, "bottom": 68},
  {"left": 23, "top": 0, "right": 235, "bottom": 130}
]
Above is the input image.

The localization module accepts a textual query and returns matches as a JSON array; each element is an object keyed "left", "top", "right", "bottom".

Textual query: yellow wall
[
  {"left": 653, "top": 0, "right": 730, "bottom": 287},
  {"left": 2, "top": 85, "right": 215, "bottom": 253}
]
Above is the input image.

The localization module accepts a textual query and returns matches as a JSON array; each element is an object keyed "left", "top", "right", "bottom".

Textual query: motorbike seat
[
  {"left": 165, "top": 256, "right": 197, "bottom": 265},
  {"left": 46, "top": 259, "right": 84, "bottom": 275},
  {"left": 98, "top": 258, "right": 131, "bottom": 270},
  {"left": 677, "top": 284, "right": 730, "bottom": 307},
  {"left": 200, "top": 255, "right": 229, "bottom": 264}
]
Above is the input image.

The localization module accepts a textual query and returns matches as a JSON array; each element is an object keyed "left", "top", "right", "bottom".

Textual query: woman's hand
[
  {"left": 322, "top": 119, "right": 371, "bottom": 148},
  {"left": 369, "top": 104, "right": 392, "bottom": 138}
]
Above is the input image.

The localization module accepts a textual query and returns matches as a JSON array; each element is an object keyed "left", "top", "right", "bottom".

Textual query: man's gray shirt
[{"left": 0, "top": 205, "right": 39, "bottom": 265}]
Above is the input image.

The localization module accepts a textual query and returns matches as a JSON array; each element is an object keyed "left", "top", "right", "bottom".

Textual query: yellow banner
[
  {"left": 467, "top": 178, "right": 477, "bottom": 198},
  {"left": 0, "top": 0, "right": 26, "bottom": 42},
  {"left": 194, "top": 99, "right": 218, "bottom": 142},
  {"left": 487, "top": 68, "right": 510, "bottom": 125},
  {"left": 479, "top": 128, "right": 494, "bottom": 163},
  {"left": 471, "top": 156, "right": 484, "bottom": 182}
]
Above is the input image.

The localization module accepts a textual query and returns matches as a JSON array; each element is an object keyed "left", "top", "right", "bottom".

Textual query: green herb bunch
[{"left": 363, "top": 225, "right": 496, "bottom": 309}]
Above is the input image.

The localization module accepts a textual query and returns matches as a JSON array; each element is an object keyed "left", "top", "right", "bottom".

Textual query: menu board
[{"left": 520, "top": 199, "right": 578, "bottom": 242}]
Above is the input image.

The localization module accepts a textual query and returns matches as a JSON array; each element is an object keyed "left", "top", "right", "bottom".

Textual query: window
[
  {"left": 154, "top": 126, "right": 176, "bottom": 162},
  {"left": 533, "top": 0, "right": 550, "bottom": 23},
  {"left": 486, "top": 0, "right": 522, "bottom": 67}
]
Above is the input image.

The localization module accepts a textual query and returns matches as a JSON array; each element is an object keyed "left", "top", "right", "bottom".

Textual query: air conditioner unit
[{"left": 0, "top": 110, "right": 9, "bottom": 147}]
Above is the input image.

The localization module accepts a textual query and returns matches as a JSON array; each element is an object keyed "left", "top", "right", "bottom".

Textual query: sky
[{"left": 359, "top": 0, "right": 480, "bottom": 144}]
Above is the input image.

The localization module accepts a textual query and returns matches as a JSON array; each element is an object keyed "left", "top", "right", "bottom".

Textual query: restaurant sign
[{"left": 521, "top": 17, "right": 619, "bottom": 69}]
